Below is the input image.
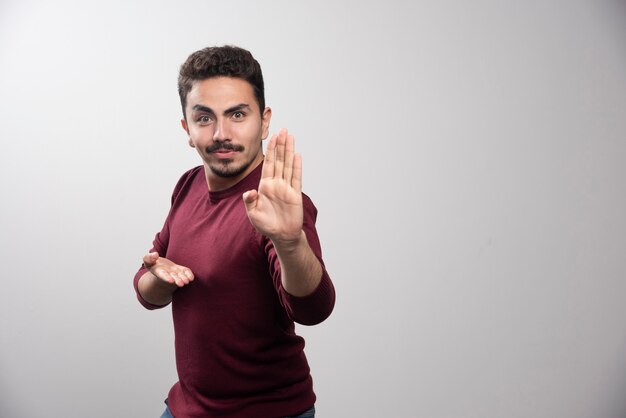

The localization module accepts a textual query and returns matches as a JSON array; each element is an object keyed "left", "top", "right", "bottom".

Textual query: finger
[
  {"left": 273, "top": 128, "right": 287, "bottom": 179},
  {"left": 183, "top": 268, "right": 194, "bottom": 282},
  {"left": 176, "top": 268, "right": 195, "bottom": 285},
  {"left": 292, "top": 153, "right": 302, "bottom": 193},
  {"left": 142, "top": 252, "right": 159, "bottom": 268},
  {"left": 242, "top": 189, "right": 258, "bottom": 213},
  {"left": 177, "top": 274, "right": 190, "bottom": 286},
  {"left": 168, "top": 270, "right": 187, "bottom": 287},
  {"left": 171, "top": 269, "right": 187, "bottom": 284},
  {"left": 262, "top": 134, "right": 277, "bottom": 179},
  {"left": 283, "top": 133, "right": 295, "bottom": 183}
]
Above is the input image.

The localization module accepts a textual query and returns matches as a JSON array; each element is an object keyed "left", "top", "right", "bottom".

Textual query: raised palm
[{"left": 243, "top": 129, "right": 303, "bottom": 243}]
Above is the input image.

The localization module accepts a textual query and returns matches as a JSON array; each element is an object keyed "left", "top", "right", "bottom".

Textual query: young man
[{"left": 133, "top": 46, "right": 335, "bottom": 418}]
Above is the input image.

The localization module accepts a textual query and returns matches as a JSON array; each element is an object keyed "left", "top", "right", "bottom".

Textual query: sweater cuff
[
  {"left": 283, "top": 268, "right": 336, "bottom": 326},
  {"left": 133, "top": 266, "right": 170, "bottom": 310}
]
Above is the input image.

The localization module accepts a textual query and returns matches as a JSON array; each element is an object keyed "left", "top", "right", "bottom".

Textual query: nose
[{"left": 213, "top": 118, "right": 230, "bottom": 142}]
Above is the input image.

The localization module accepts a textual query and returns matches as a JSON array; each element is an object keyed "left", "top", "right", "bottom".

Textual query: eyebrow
[
  {"left": 224, "top": 103, "right": 251, "bottom": 114},
  {"left": 191, "top": 104, "right": 215, "bottom": 115},
  {"left": 191, "top": 103, "right": 251, "bottom": 115}
]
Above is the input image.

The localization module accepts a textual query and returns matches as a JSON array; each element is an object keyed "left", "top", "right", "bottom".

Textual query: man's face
[{"left": 181, "top": 76, "right": 271, "bottom": 190}]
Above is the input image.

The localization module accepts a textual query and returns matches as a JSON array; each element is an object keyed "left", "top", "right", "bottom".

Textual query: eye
[
  {"left": 197, "top": 115, "right": 212, "bottom": 124},
  {"left": 232, "top": 111, "right": 245, "bottom": 120}
]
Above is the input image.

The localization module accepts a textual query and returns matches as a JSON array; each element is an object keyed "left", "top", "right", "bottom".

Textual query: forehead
[{"left": 186, "top": 76, "right": 258, "bottom": 112}]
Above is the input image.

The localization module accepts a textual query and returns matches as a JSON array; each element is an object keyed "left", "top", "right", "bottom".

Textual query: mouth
[
  {"left": 212, "top": 149, "right": 238, "bottom": 159},
  {"left": 206, "top": 143, "right": 244, "bottom": 159}
]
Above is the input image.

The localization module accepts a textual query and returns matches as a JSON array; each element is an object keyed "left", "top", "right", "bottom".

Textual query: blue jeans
[
  {"left": 159, "top": 400, "right": 173, "bottom": 418},
  {"left": 160, "top": 401, "right": 315, "bottom": 418},
  {"left": 286, "top": 406, "right": 316, "bottom": 418}
]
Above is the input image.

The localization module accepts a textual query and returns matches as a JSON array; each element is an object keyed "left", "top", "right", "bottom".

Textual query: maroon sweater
[{"left": 133, "top": 164, "right": 335, "bottom": 418}]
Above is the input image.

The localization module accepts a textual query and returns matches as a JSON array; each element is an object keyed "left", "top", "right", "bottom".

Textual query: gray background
[{"left": 1, "top": 0, "right": 625, "bottom": 417}]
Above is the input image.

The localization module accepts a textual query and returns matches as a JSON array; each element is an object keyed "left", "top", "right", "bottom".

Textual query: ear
[
  {"left": 261, "top": 107, "right": 272, "bottom": 140},
  {"left": 181, "top": 118, "right": 195, "bottom": 148}
]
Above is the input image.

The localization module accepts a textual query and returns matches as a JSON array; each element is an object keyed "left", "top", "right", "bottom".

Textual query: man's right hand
[{"left": 142, "top": 252, "right": 195, "bottom": 287}]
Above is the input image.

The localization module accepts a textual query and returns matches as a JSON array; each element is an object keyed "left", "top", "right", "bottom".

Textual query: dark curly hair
[{"left": 177, "top": 45, "right": 265, "bottom": 119}]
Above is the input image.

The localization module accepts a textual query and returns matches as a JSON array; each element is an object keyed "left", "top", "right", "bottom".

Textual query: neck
[{"left": 203, "top": 156, "right": 263, "bottom": 192}]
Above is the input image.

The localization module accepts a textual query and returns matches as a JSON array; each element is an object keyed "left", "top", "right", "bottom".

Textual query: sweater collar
[{"left": 205, "top": 161, "right": 263, "bottom": 203}]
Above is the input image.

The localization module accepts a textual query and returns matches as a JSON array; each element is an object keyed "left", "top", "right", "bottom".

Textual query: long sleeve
[
  {"left": 265, "top": 193, "right": 336, "bottom": 325},
  {"left": 132, "top": 168, "right": 197, "bottom": 310}
]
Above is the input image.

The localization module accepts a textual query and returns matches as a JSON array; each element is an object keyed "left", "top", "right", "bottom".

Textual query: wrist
[
  {"left": 270, "top": 230, "right": 306, "bottom": 253},
  {"left": 138, "top": 271, "right": 176, "bottom": 306}
]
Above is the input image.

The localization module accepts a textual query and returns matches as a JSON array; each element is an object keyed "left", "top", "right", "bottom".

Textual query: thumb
[
  {"left": 143, "top": 252, "right": 159, "bottom": 268},
  {"left": 242, "top": 189, "right": 258, "bottom": 212}
]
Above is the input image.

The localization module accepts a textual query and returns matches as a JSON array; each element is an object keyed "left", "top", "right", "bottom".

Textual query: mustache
[{"left": 205, "top": 142, "right": 245, "bottom": 153}]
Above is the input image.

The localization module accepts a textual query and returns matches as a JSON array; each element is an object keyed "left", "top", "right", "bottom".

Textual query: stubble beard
[
  {"left": 204, "top": 141, "right": 248, "bottom": 178},
  {"left": 208, "top": 158, "right": 252, "bottom": 178},
  {"left": 208, "top": 146, "right": 265, "bottom": 179},
  {"left": 206, "top": 139, "right": 265, "bottom": 179}
]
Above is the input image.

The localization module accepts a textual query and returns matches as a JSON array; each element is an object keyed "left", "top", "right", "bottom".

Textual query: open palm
[{"left": 243, "top": 129, "right": 303, "bottom": 243}]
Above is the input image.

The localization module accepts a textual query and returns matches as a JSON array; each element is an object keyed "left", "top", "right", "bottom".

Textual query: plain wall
[{"left": 1, "top": 0, "right": 625, "bottom": 417}]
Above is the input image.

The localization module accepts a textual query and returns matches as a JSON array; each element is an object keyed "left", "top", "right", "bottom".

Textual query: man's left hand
[{"left": 243, "top": 128, "right": 303, "bottom": 244}]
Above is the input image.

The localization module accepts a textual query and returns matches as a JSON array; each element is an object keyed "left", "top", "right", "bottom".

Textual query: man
[{"left": 133, "top": 46, "right": 335, "bottom": 418}]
